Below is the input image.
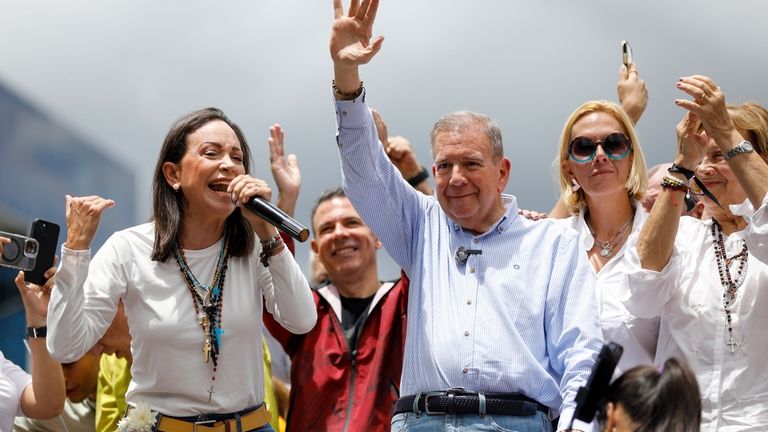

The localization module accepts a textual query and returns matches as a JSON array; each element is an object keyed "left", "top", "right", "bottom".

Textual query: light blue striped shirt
[{"left": 334, "top": 96, "right": 602, "bottom": 428}]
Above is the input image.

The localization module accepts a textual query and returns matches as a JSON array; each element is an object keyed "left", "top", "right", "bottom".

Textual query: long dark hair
[
  {"left": 599, "top": 357, "right": 701, "bottom": 431},
  {"left": 150, "top": 107, "right": 254, "bottom": 261}
]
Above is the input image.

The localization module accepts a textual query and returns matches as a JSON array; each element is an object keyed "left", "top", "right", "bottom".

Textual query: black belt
[{"left": 393, "top": 389, "right": 549, "bottom": 417}]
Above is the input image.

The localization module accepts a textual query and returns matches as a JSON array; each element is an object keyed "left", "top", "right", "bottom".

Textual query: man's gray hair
[{"left": 430, "top": 111, "right": 503, "bottom": 161}]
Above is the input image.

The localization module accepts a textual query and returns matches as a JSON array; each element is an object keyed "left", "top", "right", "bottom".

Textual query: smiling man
[
  {"left": 327, "top": 1, "right": 602, "bottom": 431},
  {"left": 264, "top": 187, "right": 409, "bottom": 432}
]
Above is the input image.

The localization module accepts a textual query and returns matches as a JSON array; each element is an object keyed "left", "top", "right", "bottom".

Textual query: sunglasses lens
[
  {"left": 570, "top": 138, "right": 596, "bottom": 161},
  {"left": 604, "top": 133, "right": 631, "bottom": 159}
]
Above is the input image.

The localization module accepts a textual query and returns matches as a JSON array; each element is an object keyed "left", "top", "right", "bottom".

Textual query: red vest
[{"left": 264, "top": 273, "right": 408, "bottom": 432}]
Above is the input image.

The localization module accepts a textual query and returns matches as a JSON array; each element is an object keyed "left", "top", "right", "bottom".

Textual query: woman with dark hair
[
  {"left": 599, "top": 357, "right": 701, "bottom": 432},
  {"left": 45, "top": 108, "right": 316, "bottom": 432}
]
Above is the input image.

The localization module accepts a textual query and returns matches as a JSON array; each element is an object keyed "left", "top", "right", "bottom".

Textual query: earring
[
  {"left": 571, "top": 178, "right": 581, "bottom": 192},
  {"left": 172, "top": 183, "right": 180, "bottom": 191}
]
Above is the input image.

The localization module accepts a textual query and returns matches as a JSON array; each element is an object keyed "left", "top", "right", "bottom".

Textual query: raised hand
[
  {"left": 673, "top": 112, "right": 708, "bottom": 170},
  {"left": 65, "top": 195, "right": 115, "bottom": 250},
  {"left": 675, "top": 75, "right": 736, "bottom": 145},
  {"left": 331, "top": 0, "right": 384, "bottom": 93},
  {"left": 15, "top": 262, "right": 56, "bottom": 327},
  {"left": 268, "top": 124, "right": 301, "bottom": 217},
  {"left": 617, "top": 63, "right": 648, "bottom": 125}
]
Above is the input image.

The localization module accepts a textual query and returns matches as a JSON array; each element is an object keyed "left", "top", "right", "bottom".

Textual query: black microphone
[
  {"left": 243, "top": 197, "right": 310, "bottom": 242},
  {"left": 455, "top": 246, "right": 482, "bottom": 265}
]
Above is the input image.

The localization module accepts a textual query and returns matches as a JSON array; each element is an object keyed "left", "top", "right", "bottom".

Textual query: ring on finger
[{"left": 696, "top": 92, "right": 707, "bottom": 104}]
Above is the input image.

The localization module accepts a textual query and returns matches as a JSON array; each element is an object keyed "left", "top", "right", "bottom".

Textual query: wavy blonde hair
[{"left": 557, "top": 100, "right": 647, "bottom": 215}]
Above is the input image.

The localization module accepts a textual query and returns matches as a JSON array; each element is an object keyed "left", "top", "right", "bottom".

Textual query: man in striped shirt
[{"left": 328, "top": 1, "right": 603, "bottom": 431}]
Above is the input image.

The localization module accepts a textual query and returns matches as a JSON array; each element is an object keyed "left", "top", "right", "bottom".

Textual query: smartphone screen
[
  {"left": 622, "top": 41, "right": 633, "bottom": 67},
  {"left": 25, "top": 219, "right": 60, "bottom": 285}
]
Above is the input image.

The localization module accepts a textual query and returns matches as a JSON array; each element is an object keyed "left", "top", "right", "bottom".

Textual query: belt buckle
[
  {"left": 423, "top": 391, "right": 447, "bottom": 415},
  {"left": 192, "top": 419, "right": 216, "bottom": 432}
]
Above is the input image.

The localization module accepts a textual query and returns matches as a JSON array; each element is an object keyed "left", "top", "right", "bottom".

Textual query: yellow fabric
[
  {"left": 95, "top": 354, "right": 131, "bottom": 432},
  {"left": 92, "top": 342, "right": 278, "bottom": 431},
  {"left": 262, "top": 337, "right": 280, "bottom": 430}
]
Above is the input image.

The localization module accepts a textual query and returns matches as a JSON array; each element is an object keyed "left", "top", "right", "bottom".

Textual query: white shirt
[
  {"left": 625, "top": 193, "right": 768, "bottom": 431},
  {"left": 46, "top": 223, "right": 316, "bottom": 417},
  {"left": 559, "top": 207, "right": 659, "bottom": 375},
  {"left": 1, "top": 351, "right": 31, "bottom": 432}
]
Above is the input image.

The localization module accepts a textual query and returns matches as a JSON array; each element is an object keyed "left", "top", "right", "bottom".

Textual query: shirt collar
[{"left": 450, "top": 193, "right": 519, "bottom": 236}]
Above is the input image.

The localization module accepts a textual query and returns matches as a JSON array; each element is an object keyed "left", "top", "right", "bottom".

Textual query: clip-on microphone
[
  {"left": 567, "top": 342, "right": 624, "bottom": 432},
  {"left": 455, "top": 246, "right": 482, "bottom": 265}
]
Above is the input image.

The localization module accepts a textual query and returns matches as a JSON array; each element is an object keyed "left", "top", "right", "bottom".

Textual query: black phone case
[{"left": 25, "top": 219, "right": 60, "bottom": 285}]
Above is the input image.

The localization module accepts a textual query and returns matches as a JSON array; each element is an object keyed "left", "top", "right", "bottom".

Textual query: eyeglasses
[{"left": 568, "top": 133, "right": 633, "bottom": 163}]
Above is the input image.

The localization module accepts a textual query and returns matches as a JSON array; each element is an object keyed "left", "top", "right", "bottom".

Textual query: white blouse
[
  {"left": 1, "top": 351, "right": 31, "bottom": 432},
  {"left": 47, "top": 223, "right": 316, "bottom": 417},
  {"left": 625, "top": 193, "right": 768, "bottom": 432},
  {"left": 560, "top": 207, "right": 659, "bottom": 375}
]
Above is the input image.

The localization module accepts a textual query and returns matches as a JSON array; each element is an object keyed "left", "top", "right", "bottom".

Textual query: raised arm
[
  {"left": 676, "top": 75, "right": 768, "bottom": 208},
  {"left": 268, "top": 124, "right": 301, "bottom": 217},
  {"left": 617, "top": 63, "right": 648, "bottom": 125},
  {"left": 372, "top": 109, "right": 434, "bottom": 196},
  {"left": 638, "top": 113, "right": 706, "bottom": 270},
  {"left": 16, "top": 267, "right": 65, "bottom": 419},
  {"left": 331, "top": 0, "right": 384, "bottom": 97}
]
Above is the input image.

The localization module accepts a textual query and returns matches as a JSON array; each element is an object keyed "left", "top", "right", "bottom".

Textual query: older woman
[
  {"left": 46, "top": 108, "right": 316, "bottom": 432},
  {"left": 555, "top": 100, "right": 657, "bottom": 374},
  {"left": 626, "top": 77, "right": 768, "bottom": 429}
]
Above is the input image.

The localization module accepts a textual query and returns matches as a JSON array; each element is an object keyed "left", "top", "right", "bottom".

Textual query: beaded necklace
[
  {"left": 173, "top": 228, "right": 230, "bottom": 402},
  {"left": 711, "top": 219, "right": 749, "bottom": 354},
  {"left": 586, "top": 212, "right": 634, "bottom": 258}
]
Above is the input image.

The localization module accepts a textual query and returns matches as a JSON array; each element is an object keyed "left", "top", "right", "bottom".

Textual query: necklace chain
[
  {"left": 586, "top": 213, "right": 634, "bottom": 258},
  {"left": 711, "top": 219, "right": 748, "bottom": 354},
  {"left": 173, "top": 228, "right": 230, "bottom": 402}
]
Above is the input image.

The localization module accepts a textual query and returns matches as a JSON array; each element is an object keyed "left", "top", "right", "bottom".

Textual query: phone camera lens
[
  {"left": 2, "top": 240, "right": 20, "bottom": 261},
  {"left": 25, "top": 240, "right": 38, "bottom": 255}
]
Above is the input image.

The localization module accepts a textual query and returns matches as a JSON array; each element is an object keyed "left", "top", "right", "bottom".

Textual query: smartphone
[
  {"left": 25, "top": 219, "right": 60, "bottom": 285},
  {"left": 621, "top": 41, "right": 633, "bottom": 67},
  {"left": 0, "top": 231, "right": 39, "bottom": 271}
]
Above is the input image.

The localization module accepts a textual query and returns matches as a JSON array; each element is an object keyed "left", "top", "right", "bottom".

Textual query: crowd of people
[{"left": 2, "top": 1, "right": 768, "bottom": 431}]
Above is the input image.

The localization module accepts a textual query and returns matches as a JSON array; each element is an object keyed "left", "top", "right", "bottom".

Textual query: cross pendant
[
  {"left": 203, "top": 336, "right": 212, "bottom": 363},
  {"left": 727, "top": 335, "right": 738, "bottom": 354},
  {"left": 207, "top": 385, "right": 215, "bottom": 403}
]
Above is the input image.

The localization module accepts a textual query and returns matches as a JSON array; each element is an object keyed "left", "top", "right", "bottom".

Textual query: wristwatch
[
  {"left": 26, "top": 326, "right": 47, "bottom": 338},
  {"left": 724, "top": 140, "right": 754, "bottom": 161}
]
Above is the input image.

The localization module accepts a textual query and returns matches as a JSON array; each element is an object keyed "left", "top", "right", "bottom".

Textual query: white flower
[{"left": 117, "top": 402, "right": 157, "bottom": 432}]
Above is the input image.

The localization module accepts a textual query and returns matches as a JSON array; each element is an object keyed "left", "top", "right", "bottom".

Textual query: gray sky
[{"left": 1, "top": 1, "right": 767, "bottom": 279}]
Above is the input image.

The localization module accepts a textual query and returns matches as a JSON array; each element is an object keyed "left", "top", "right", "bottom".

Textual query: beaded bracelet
[
  {"left": 259, "top": 233, "right": 285, "bottom": 267},
  {"left": 332, "top": 80, "right": 364, "bottom": 100},
  {"left": 660, "top": 175, "right": 689, "bottom": 192}
]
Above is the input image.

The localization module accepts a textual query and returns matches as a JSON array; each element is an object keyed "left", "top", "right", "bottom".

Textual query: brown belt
[{"left": 155, "top": 404, "right": 270, "bottom": 432}]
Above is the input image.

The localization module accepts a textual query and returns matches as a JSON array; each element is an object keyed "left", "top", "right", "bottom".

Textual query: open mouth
[
  {"left": 332, "top": 244, "right": 358, "bottom": 256},
  {"left": 208, "top": 180, "right": 232, "bottom": 197}
]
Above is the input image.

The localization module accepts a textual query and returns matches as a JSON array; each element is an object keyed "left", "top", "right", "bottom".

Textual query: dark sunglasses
[{"left": 568, "top": 133, "right": 633, "bottom": 163}]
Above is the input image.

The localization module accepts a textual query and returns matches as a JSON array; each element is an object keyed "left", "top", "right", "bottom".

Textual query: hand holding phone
[
  {"left": 0, "top": 231, "right": 39, "bottom": 271},
  {"left": 25, "top": 219, "right": 60, "bottom": 286}
]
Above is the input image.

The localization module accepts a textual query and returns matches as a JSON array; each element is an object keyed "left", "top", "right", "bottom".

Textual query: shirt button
[
  {"left": 469, "top": 267, "right": 475, "bottom": 273},
  {"left": 464, "top": 331, "right": 470, "bottom": 336},
  {"left": 341, "top": 111, "right": 348, "bottom": 117},
  {"left": 466, "top": 299, "right": 472, "bottom": 305},
  {"left": 473, "top": 238, "right": 479, "bottom": 244},
  {"left": 462, "top": 368, "right": 468, "bottom": 374}
]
